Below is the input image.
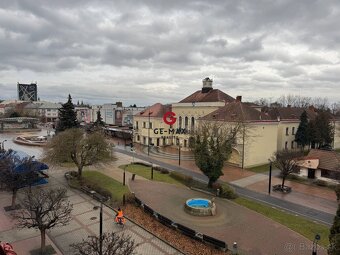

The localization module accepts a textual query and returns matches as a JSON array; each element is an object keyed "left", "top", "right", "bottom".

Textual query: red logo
[{"left": 163, "top": 111, "right": 177, "bottom": 125}]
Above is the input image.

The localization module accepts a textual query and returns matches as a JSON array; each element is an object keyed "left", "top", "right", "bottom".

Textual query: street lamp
[
  {"left": 312, "top": 234, "right": 320, "bottom": 255},
  {"left": 92, "top": 195, "right": 104, "bottom": 255},
  {"left": 151, "top": 163, "right": 154, "bottom": 180},
  {"left": 123, "top": 165, "right": 126, "bottom": 186},
  {"left": 178, "top": 139, "right": 181, "bottom": 166},
  {"left": 268, "top": 159, "right": 273, "bottom": 195},
  {"left": 147, "top": 110, "right": 152, "bottom": 156},
  {"left": 1, "top": 139, "right": 7, "bottom": 152}
]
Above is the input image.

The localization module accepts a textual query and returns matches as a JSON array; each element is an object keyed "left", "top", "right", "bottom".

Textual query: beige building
[{"left": 133, "top": 78, "right": 340, "bottom": 168}]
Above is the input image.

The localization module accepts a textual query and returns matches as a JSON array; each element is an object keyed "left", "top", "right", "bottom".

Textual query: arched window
[
  {"left": 191, "top": 117, "right": 195, "bottom": 131},
  {"left": 185, "top": 116, "right": 188, "bottom": 129},
  {"left": 178, "top": 116, "right": 182, "bottom": 128}
]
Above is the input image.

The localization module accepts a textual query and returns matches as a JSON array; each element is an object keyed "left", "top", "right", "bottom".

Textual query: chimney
[
  {"left": 116, "top": 102, "right": 123, "bottom": 107},
  {"left": 236, "top": 96, "right": 242, "bottom": 102},
  {"left": 202, "top": 77, "right": 213, "bottom": 93}
]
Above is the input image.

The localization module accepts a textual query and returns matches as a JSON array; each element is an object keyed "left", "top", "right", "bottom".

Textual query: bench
[
  {"left": 156, "top": 214, "right": 175, "bottom": 228},
  {"left": 135, "top": 197, "right": 142, "bottom": 206},
  {"left": 202, "top": 234, "right": 227, "bottom": 251},
  {"left": 176, "top": 223, "right": 197, "bottom": 239},
  {"left": 143, "top": 204, "right": 154, "bottom": 216}
]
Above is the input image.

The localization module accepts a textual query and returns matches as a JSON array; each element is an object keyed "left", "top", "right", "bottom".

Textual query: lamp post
[
  {"left": 92, "top": 196, "right": 103, "bottom": 255},
  {"left": 151, "top": 163, "right": 154, "bottom": 180},
  {"left": 147, "top": 110, "right": 152, "bottom": 156},
  {"left": 268, "top": 159, "right": 272, "bottom": 195},
  {"left": 178, "top": 140, "right": 181, "bottom": 166},
  {"left": 1, "top": 139, "right": 7, "bottom": 152},
  {"left": 312, "top": 234, "right": 320, "bottom": 255},
  {"left": 123, "top": 165, "right": 126, "bottom": 186}
]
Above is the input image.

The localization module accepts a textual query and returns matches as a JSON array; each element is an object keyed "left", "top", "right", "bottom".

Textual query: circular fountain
[{"left": 184, "top": 198, "right": 216, "bottom": 216}]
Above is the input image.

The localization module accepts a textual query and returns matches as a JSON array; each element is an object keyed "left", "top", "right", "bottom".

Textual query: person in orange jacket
[{"left": 115, "top": 208, "right": 125, "bottom": 224}]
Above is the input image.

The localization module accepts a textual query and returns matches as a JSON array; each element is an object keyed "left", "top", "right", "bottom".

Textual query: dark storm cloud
[{"left": 0, "top": 0, "right": 340, "bottom": 104}]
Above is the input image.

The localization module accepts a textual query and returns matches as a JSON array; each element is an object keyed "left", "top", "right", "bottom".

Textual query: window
[
  {"left": 143, "top": 137, "right": 146, "bottom": 144},
  {"left": 292, "top": 127, "right": 295, "bottom": 135},
  {"left": 191, "top": 117, "right": 195, "bottom": 131},
  {"left": 285, "top": 141, "right": 288, "bottom": 149},
  {"left": 178, "top": 116, "right": 182, "bottom": 129},
  {"left": 291, "top": 141, "right": 294, "bottom": 149},
  {"left": 185, "top": 116, "right": 188, "bottom": 129},
  {"left": 136, "top": 121, "right": 139, "bottom": 129},
  {"left": 286, "top": 127, "right": 289, "bottom": 135},
  {"left": 137, "top": 135, "right": 140, "bottom": 141},
  {"left": 143, "top": 122, "right": 146, "bottom": 128},
  {"left": 149, "top": 122, "right": 152, "bottom": 129}
]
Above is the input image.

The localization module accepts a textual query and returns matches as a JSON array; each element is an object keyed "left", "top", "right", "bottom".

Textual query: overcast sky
[{"left": 1, "top": 0, "right": 340, "bottom": 106}]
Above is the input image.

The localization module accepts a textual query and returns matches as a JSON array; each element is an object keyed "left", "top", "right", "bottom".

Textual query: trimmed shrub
[
  {"left": 83, "top": 181, "right": 112, "bottom": 200},
  {"left": 219, "top": 183, "right": 238, "bottom": 199},
  {"left": 169, "top": 171, "right": 193, "bottom": 186},
  {"left": 132, "top": 162, "right": 151, "bottom": 167},
  {"left": 335, "top": 184, "right": 340, "bottom": 201},
  {"left": 160, "top": 168, "right": 170, "bottom": 174},
  {"left": 313, "top": 179, "right": 328, "bottom": 187}
]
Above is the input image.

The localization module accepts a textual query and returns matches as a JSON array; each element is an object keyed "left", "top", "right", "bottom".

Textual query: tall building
[{"left": 17, "top": 82, "right": 38, "bottom": 101}]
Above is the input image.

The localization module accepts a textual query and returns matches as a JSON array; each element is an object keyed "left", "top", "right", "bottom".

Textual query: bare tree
[
  {"left": 272, "top": 150, "right": 304, "bottom": 190},
  {"left": 71, "top": 232, "right": 138, "bottom": 255},
  {"left": 44, "top": 128, "right": 111, "bottom": 179},
  {"left": 191, "top": 121, "right": 243, "bottom": 187},
  {"left": 15, "top": 188, "right": 72, "bottom": 254}
]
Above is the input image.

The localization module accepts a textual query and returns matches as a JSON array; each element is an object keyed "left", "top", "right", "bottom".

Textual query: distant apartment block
[{"left": 17, "top": 82, "right": 38, "bottom": 101}]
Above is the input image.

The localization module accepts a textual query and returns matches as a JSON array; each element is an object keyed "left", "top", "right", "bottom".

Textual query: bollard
[
  {"left": 216, "top": 188, "right": 220, "bottom": 197},
  {"left": 232, "top": 242, "right": 238, "bottom": 255}
]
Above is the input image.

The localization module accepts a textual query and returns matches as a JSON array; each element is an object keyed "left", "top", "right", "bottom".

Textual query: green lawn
[
  {"left": 234, "top": 197, "right": 330, "bottom": 247},
  {"left": 82, "top": 171, "right": 129, "bottom": 202},
  {"left": 119, "top": 164, "right": 184, "bottom": 186},
  {"left": 248, "top": 163, "right": 270, "bottom": 173}
]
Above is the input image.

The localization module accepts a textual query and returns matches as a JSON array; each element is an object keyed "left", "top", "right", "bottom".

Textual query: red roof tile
[
  {"left": 137, "top": 103, "right": 171, "bottom": 118},
  {"left": 307, "top": 149, "right": 340, "bottom": 172},
  {"left": 179, "top": 89, "right": 234, "bottom": 103},
  {"left": 200, "top": 101, "right": 277, "bottom": 122}
]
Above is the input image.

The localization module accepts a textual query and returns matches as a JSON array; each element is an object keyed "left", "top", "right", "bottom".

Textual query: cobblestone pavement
[{"left": 0, "top": 168, "right": 183, "bottom": 255}]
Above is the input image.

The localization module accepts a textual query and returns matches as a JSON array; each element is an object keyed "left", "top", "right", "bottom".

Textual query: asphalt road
[{"left": 115, "top": 147, "right": 335, "bottom": 226}]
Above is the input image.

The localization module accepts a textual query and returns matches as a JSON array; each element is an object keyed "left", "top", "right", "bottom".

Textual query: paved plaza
[{"left": 0, "top": 168, "right": 182, "bottom": 255}]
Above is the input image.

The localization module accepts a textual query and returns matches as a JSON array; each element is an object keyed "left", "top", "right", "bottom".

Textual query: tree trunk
[
  {"left": 40, "top": 229, "right": 46, "bottom": 254},
  {"left": 11, "top": 189, "right": 17, "bottom": 209},
  {"left": 208, "top": 179, "right": 214, "bottom": 188},
  {"left": 281, "top": 176, "right": 286, "bottom": 189},
  {"left": 77, "top": 165, "right": 83, "bottom": 180}
]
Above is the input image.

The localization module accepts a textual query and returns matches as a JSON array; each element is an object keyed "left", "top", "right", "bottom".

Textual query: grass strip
[
  {"left": 247, "top": 163, "right": 270, "bottom": 173},
  {"left": 72, "top": 170, "right": 129, "bottom": 202},
  {"left": 234, "top": 197, "right": 330, "bottom": 247},
  {"left": 119, "top": 164, "right": 184, "bottom": 186}
]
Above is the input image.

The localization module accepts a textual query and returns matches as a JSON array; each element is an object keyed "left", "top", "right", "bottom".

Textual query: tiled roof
[
  {"left": 306, "top": 149, "right": 340, "bottom": 172},
  {"left": 179, "top": 89, "right": 235, "bottom": 103},
  {"left": 200, "top": 101, "right": 277, "bottom": 122},
  {"left": 137, "top": 103, "right": 172, "bottom": 118},
  {"left": 267, "top": 107, "right": 317, "bottom": 120}
]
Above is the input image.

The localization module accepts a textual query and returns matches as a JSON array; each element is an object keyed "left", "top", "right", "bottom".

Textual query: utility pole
[
  {"left": 178, "top": 142, "right": 181, "bottom": 166},
  {"left": 268, "top": 160, "right": 272, "bottom": 194}
]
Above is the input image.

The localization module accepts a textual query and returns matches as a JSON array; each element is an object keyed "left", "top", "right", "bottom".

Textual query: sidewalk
[{"left": 0, "top": 167, "right": 183, "bottom": 255}]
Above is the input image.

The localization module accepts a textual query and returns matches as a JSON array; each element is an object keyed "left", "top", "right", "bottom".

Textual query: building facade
[{"left": 133, "top": 77, "right": 340, "bottom": 168}]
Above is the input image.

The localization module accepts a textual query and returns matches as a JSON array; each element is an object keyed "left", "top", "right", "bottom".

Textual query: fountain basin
[{"left": 184, "top": 198, "right": 216, "bottom": 216}]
